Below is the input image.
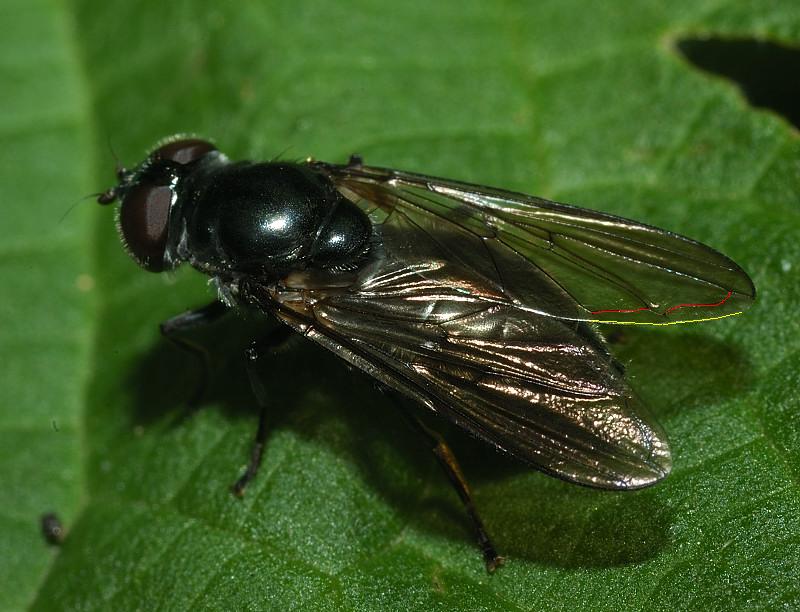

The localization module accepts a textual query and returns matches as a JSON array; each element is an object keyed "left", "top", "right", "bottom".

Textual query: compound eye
[
  {"left": 119, "top": 182, "right": 173, "bottom": 272},
  {"left": 153, "top": 138, "right": 216, "bottom": 165}
]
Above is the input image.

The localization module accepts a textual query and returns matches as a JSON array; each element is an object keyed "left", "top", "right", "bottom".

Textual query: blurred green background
[{"left": 2, "top": 1, "right": 799, "bottom": 610}]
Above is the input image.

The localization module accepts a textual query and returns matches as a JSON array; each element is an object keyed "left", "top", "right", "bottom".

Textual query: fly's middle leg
[{"left": 231, "top": 325, "right": 294, "bottom": 497}]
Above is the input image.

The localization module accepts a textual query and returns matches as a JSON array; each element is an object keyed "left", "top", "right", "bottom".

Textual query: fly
[{"left": 98, "top": 136, "right": 756, "bottom": 571}]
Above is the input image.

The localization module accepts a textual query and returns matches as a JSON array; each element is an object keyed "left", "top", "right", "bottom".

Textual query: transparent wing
[
  {"left": 260, "top": 270, "right": 671, "bottom": 489},
  {"left": 315, "top": 162, "right": 755, "bottom": 325},
  {"left": 248, "top": 160, "right": 757, "bottom": 487}
]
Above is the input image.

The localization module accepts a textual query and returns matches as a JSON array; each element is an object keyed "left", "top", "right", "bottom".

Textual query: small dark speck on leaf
[{"left": 41, "top": 513, "right": 65, "bottom": 546}]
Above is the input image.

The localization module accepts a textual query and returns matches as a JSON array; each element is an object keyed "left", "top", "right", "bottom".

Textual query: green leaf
[{"left": 3, "top": 1, "right": 799, "bottom": 610}]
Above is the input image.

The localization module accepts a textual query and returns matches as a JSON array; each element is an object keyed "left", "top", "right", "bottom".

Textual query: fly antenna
[{"left": 58, "top": 192, "right": 107, "bottom": 224}]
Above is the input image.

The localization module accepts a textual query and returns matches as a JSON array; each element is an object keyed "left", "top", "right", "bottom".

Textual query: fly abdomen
[{"left": 310, "top": 195, "right": 372, "bottom": 270}]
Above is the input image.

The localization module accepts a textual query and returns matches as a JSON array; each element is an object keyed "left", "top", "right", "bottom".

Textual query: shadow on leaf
[
  {"left": 608, "top": 326, "right": 755, "bottom": 419},
  {"left": 123, "top": 313, "right": 748, "bottom": 570}
]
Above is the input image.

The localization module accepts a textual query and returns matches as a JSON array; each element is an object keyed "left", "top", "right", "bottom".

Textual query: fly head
[{"left": 97, "top": 137, "right": 218, "bottom": 272}]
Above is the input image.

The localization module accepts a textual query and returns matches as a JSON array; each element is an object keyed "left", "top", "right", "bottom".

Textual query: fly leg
[
  {"left": 160, "top": 300, "right": 230, "bottom": 405},
  {"left": 397, "top": 404, "right": 504, "bottom": 572},
  {"left": 347, "top": 154, "right": 364, "bottom": 167},
  {"left": 231, "top": 325, "right": 294, "bottom": 497}
]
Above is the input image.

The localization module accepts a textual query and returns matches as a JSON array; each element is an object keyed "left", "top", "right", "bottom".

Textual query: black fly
[{"left": 98, "top": 136, "right": 755, "bottom": 571}]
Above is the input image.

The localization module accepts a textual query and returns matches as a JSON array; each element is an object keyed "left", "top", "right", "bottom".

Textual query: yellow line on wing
[{"left": 593, "top": 312, "right": 744, "bottom": 326}]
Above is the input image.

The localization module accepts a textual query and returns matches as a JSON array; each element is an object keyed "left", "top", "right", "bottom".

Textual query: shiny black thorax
[{"left": 172, "top": 155, "right": 372, "bottom": 279}]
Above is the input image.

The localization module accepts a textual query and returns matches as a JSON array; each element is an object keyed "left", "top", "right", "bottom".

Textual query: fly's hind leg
[
  {"left": 396, "top": 403, "right": 504, "bottom": 572},
  {"left": 231, "top": 325, "right": 294, "bottom": 497}
]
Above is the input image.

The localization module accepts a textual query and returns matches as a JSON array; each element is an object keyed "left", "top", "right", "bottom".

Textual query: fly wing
[
  {"left": 315, "top": 162, "right": 755, "bottom": 325},
  {"left": 264, "top": 268, "right": 671, "bottom": 489},
  {"left": 253, "top": 159, "right": 758, "bottom": 487}
]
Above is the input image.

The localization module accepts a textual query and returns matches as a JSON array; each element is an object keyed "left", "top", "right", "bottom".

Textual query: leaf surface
[{"left": 3, "top": 1, "right": 799, "bottom": 610}]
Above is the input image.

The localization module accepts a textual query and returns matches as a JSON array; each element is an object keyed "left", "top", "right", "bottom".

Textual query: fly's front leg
[
  {"left": 231, "top": 325, "right": 294, "bottom": 497},
  {"left": 397, "top": 404, "right": 504, "bottom": 572},
  {"left": 160, "top": 300, "right": 230, "bottom": 405}
]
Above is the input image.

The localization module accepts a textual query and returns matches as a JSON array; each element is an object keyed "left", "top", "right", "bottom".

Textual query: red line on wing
[
  {"left": 591, "top": 290, "right": 733, "bottom": 316},
  {"left": 664, "top": 289, "right": 733, "bottom": 314}
]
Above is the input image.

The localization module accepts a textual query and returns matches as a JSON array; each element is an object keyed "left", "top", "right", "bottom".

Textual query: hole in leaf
[{"left": 677, "top": 37, "right": 800, "bottom": 129}]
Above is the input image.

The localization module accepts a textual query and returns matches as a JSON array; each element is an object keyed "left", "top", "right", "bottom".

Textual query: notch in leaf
[{"left": 677, "top": 37, "right": 800, "bottom": 129}]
